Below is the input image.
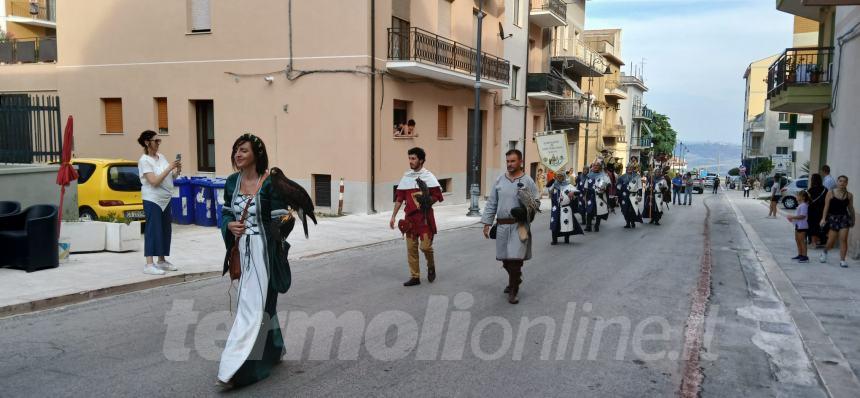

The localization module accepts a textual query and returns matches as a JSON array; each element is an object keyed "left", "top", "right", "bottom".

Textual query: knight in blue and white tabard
[
  {"left": 642, "top": 169, "right": 668, "bottom": 226},
  {"left": 548, "top": 172, "right": 584, "bottom": 245},
  {"left": 578, "top": 159, "right": 611, "bottom": 232},
  {"left": 617, "top": 163, "right": 643, "bottom": 229}
]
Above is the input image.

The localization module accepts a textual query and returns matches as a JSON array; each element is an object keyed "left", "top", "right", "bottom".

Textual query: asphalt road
[{"left": 0, "top": 193, "right": 829, "bottom": 397}]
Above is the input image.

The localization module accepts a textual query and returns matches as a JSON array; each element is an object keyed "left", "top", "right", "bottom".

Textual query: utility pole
[
  {"left": 466, "top": 0, "right": 483, "bottom": 217},
  {"left": 583, "top": 58, "right": 599, "bottom": 169}
]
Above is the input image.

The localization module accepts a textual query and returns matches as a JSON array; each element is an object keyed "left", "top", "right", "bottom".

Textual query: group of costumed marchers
[{"left": 545, "top": 154, "right": 673, "bottom": 241}]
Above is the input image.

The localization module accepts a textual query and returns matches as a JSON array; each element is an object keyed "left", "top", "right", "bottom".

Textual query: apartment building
[
  {"left": 0, "top": 0, "right": 515, "bottom": 214},
  {"left": 771, "top": 1, "right": 860, "bottom": 257},
  {"left": 582, "top": 28, "right": 627, "bottom": 166},
  {"left": 618, "top": 71, "right": 650, "bottom": 164},
  {"left": 0, "top": 0, "right": 56, "bottom": 91}
]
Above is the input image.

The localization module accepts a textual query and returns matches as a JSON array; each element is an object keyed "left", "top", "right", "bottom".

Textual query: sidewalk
[
  {"left": 0, "top": 201, "right": 489, "bottom": 318},
  {"left": 724, "top": 190, "right": 860, "bottom": 393}
]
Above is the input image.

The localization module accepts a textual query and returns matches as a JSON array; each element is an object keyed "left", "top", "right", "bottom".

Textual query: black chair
[
  {"left": 0, "top": 205, "right": 59, "bottom": 272},
  {"left": 0, "top": 201, "right": 21, "bottom": 216}
]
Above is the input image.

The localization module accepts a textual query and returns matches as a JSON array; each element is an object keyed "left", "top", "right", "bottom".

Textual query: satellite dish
[{"left": 499, "top": 22, "right": 513, "bottom": 40}]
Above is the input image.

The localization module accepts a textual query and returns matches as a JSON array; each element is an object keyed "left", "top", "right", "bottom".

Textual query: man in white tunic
[{"left": 482, "top": 149, "right": 540, "bottom": 304}]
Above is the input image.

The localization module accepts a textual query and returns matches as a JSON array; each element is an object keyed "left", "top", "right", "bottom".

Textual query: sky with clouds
[{"left": 585, "top": 0, "right": 795, "bottom": 144}]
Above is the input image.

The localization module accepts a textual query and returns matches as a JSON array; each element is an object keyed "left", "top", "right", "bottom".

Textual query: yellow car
[{"left": 72, "top": 158, "right": 146, "bottom": 222}]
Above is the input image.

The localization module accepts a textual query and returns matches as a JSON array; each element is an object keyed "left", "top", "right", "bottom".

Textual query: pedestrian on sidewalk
[
  {"left": 137, "top": 130, "right": 181, "bottom": 275},
  {"left": 821, "top": 164, "right": 837, "bottom": 191},
  {"left": 672, "top": 173, "right": 682, "bottom": 205},
  {"left": 819, "top": 176, "right": 855, "bottom": 268},
  {"left": 743, "top": 178, "right": 751, "bottom": 198},
  {"left": 683, "top": 172, "right": 694, "bottom": 205},
  {"left": 390, "top": 147, "right": 444, "bottom": 286},
  {"left": 712, "top": 176, "right": 721, "bottom": 194},
  {"left": 787, "top": 190, "right": 810, "bottom": 263},
  {"left": 768, "top": 173, "right": 783, "bottom": 218},
  {"left": 482, "top": 149, "right": 540, "bottom": 304},
  {"left": 807, "top": 173, "right": 829, "bottom": 247}
]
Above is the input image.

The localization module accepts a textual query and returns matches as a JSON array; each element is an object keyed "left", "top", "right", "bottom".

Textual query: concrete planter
[
  {"left": 61, "top": 221, "right": 107, "bottom": 253},
  {"left": 104, "top": 221, "right": 142, "bottom": 252}
]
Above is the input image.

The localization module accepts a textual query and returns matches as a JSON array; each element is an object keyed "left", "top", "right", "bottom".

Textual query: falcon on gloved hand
[{"left": 268, "top": 167, "right": 318, "bottom": 239}]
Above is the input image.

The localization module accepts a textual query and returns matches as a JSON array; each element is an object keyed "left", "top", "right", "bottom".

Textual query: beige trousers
[{"left": 406, "top": 233, "right": 435, "bottom": 278}]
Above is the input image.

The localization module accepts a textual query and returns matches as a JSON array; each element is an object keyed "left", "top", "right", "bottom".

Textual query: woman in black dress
[{"left": 807, "top": 173, "right": 828, "bottom": 247}]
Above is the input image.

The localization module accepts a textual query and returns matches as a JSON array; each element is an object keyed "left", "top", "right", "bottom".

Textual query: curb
[
  {"left": 727, "top": 194, "right": 860, "bottom": 397},
  {"left": 1, "top": 219, "right": 483, "bottom": 319},
  {"left": 0, "top": 271, "right": 221, "bottom": 319}
]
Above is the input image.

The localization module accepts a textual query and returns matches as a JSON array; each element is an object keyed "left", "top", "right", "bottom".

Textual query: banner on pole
[{"left": 535, "top": 131, "right": 570, "bottom": 173}]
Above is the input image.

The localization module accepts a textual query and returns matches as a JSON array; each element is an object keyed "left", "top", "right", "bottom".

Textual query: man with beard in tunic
[
  {"left": 482, "top": 149, "right": 540, "bottom": 304},
  {"left": 578, "top": 159, "right": 611, "bottom": 232},
  {"left": 548, "top": 171, "right": 584, "bottom": 244},
  {"left": 617, "top": 163, "right": 644, "bottom": 229}
]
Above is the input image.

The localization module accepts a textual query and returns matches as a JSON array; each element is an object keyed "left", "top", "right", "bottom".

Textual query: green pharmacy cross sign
[{"left": 779, "top": 114, "right": 812, "bottom": 139}]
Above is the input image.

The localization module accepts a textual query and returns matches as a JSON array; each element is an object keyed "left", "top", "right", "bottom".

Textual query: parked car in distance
[
  {"left": 691, "top": 177, "right": 704, "bottom": 194},
  {"left": 72, "top": 158, "right": 145, "bottom": 221},
  {"left": 780, "top": 178, "right": 808, "bottom": 209},
  {"left": 758, "top": 175, "right": 793, "bottom": 199}
]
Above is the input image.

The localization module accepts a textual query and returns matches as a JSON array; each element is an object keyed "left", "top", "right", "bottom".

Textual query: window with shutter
[
  {"left": 103, "top": 98, "right": 123, "bottom": 134},
  {"left": 155, "top": 97, "right": 168, "bottom": 134},
  {"left": 313, "top": 174, "right": 332, "bottom": 207},
  {"left": 189, "top": 0, "right": 211, "bottom": 33},
  {"left": 437, "top": 106, "right": 451, "bottom": 139}
]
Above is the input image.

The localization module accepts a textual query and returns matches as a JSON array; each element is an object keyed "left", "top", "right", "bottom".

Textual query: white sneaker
[
  {"left": 819, "top": 252, "right": 828, "bottom": 263},
  {"left": 144, "top": 264, "right": 166, "bottom": 275},
  {"left": 840, "top": 261, "right": 848, "bottom": 268},
  {"left": 157, "top": 260, "right": 178, "bottom": 271}
]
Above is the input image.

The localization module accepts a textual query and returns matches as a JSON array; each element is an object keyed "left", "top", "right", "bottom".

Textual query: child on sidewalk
[{"left": 787, "top": 191, "right": 810, "bottom": 263}]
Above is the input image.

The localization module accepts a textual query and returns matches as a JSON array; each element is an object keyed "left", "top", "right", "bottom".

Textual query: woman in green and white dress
[{"left": 218, "top": 134, "right": 292, "bottom": 388}]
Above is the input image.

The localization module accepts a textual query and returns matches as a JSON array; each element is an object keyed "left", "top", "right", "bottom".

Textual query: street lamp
[
  {"left": 467, "top": 0, "right": 484, "bottom": 217},
  {"left": 583, "top": 58, "right": 612, "bottom": 169}
]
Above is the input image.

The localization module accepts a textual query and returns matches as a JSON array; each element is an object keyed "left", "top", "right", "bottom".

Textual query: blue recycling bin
[
  {"left": 171, "top": 177, "right": 195, "bottom": 225},
  {"left": 192, "top": 178, "right": 217, "bottom": 227},
  {"left": 210, "top": 178, "right": 227, "bottom": 228}
]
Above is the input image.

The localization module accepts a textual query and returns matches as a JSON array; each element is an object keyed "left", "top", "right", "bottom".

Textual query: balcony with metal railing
[
  {"left": 766, "top": 47, "right": 833, "bottom": 113},
  {"left": 583, "top": 35, "right": 623, "bottom": 66},
  {"left": 7, "top": 0, "right": 56, "bottom": 28},
  {"left": 632, "top": 105, "right": 653, "bottom": 120},
  {"left": 620, "top": 74, "right": 648, "bottom": 91},
  {"left": 548, "top": 99, "right": 601, "bottom": 130},
  {"left": 387, "top": 27, "right": 510, "bottom": 89},
  {"left": 526, "top": 73, "right": 565, "bottom": 100},
  {"left": 0, "top": 37, "right": 57, "bottom": 64},
  {"left": 529, "top": 0, "right": 567, "bottom": 28},
  {"left": 603, "top": 79, "right": 627, "bottom": 100},
  {"left": 630, "top": 136, "right": 652, "bottom": 149},
  {"left": 550, "top": 39, "right": 609, "bottom": 78}
]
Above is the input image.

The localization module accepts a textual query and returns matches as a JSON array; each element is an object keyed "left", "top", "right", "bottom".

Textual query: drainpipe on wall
[
  {"left": 369, "top": 0, "right": 377, "bottom": 214},
  {"left": 521, "top": 1, "right": 530, "bottom": 164}
]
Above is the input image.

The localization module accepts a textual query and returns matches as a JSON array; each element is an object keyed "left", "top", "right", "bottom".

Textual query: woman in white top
[
  {"left": 137, "top": 130, "right": 181, "bottom": 275},
  {"left": 768, "top": 173, "right": 783, "bottom": 218}
]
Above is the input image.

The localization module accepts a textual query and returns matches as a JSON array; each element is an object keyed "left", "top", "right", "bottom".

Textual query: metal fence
[
  {"left": 0, "top": 37, "right": 57, "bottom": 64},
  {"left": 388, "top": 27, "right": 510, "bottom": 84},
  {"left": 0, "top": 94, "right": 62, "bottom": 164}
]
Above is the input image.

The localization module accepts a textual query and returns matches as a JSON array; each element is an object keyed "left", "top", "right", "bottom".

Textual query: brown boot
[{"left": 506, "top": 261, "right": 522, "bottom": 304}]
